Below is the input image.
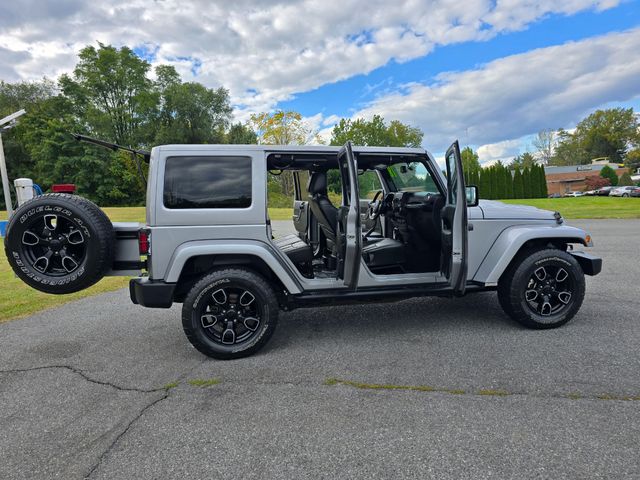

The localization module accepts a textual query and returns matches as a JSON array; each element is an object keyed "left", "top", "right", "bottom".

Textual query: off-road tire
[
  {"left": 4, "top": 193, "right": 114, "bottom": 294},
  {"left": 498, "top": 248, "right": 585, "bottom": 329},
  {"left": 182, "top": 268, "right": 279, "bottom": 359}
]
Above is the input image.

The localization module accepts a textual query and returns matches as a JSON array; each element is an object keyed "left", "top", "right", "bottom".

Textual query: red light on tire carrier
[
  {"left": 138, "top": 229, "right": 150, "bottom": 255},
  {"left": 51, "top": 184, "right": 76, "bottom": 194}
]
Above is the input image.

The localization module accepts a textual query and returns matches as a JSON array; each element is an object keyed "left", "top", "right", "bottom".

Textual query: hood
[{"left": 478, "top": 200, "right": 558, "bottom": 220}]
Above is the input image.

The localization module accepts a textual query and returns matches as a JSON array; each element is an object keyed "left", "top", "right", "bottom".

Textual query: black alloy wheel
[
  {"left": 498, "top": 248, "right": 586, "bottom": 329},
  {"left": 199, "top": 285, "right": 263, "bottom": 346},
  {"left": 19, "top": 213, "right": 87, "bottom": 277},
  {"left": 182, "top": 268, "right": 279, "bottom": 359},
  {"left": 523, "top": 264, "right": 574, "bottom": 319}
]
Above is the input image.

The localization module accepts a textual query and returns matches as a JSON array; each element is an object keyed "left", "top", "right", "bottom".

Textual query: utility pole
[{"left": 0, "top": 109, "right": 26, "bottom": 219}]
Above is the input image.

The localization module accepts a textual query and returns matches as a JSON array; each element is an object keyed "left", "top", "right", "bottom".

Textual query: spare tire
[{"left": 4, "top": 193, "right": 115, "bottom": 294}]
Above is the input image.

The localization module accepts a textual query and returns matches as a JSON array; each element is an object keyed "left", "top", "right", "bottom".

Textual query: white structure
[
  {"left": 14, "top": 178, "right": 34, "bottom": 206},
  {"left": 0, "top": 109, "right": 27, "bottom": 218}
]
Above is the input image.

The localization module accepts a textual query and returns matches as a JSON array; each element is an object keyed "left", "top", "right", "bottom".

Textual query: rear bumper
[
  {"left": 129, "top": 278, "right": 175, "bottom": 308},
  {"left": 570, "top": 251, "right": 602, "bottom": 276}
]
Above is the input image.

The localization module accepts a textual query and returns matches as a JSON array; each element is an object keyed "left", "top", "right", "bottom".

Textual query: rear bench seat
[{"left": 275, "top": 234, "right": 313, "bottom": 265}]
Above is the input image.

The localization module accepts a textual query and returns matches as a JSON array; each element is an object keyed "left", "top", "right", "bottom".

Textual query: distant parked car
[
  {"left": 630, "top": 187, "right": 640, "bottom": 198},
  {"left": 564, "top": 191, "right": 584, "bottom": 197},
  {"left": 548, "top": 193, "right": 562, "bottom": 198},
  {"left": 583, "top": 189, "right": 598, "bottom": 196},
  {"left": 595, "top": 186, "right": 615, "bottom": 196},
  {"left": 610, "top": 186, "right": 638, "bottom": 197}
]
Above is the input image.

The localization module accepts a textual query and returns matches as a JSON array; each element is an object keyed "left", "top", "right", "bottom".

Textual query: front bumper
[
  {"left": 129, "top": 278, "right": 176, "bottom": 308},
  {"left": 570, "top": 251, "right": 602, "bottom": 276}
]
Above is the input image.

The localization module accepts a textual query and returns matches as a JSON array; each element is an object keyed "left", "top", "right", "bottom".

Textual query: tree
[
  {"left": 585, "top": 176, "right": 610, "bottom": 190},
  {"left": 250, "top": 110, "right": 321, "bottom": 146},
  {"left": 225, "top": 123, "right": 257, "bottom": 144},
  {"left": 59, "top": 43, "right": 157, "bottom": 146},
  {"left": 154, "top": 79, "right": 232, "bottom": 144},
  {"left": 503, "top": 165, "right": 514, "bottom": 199},
  {"left": 513, "top": 167, "right": 524, "bottom": 198},
  {"left": 522, "top": 167, "right": 532, "bottom": 198},
  {"left": 540, "top": 165, "right": 548, "bottom": 197},
  {"left": 330, "top": 114, "right": 423, "bottom": 147},
  {"left": 489, "top": 166, "right": 499, "bottom": 200},
  {"left": 492, "top": 163, "right": 505, "bottom": 199},
  {"left": 550, "top": 128, "right": 584, "bottom": 166},
  {"left": 532, "top": 129, "right": 556, "bottom": 165},
  {"left": 599, "top": 165, "right": 619, "bottom": 187},
  {"left": 618, "top": 172, "right": 634, "bottom": 186},
  {"left": 510, "top": 152, "right": 536, "bottom": 169},
  {"left": 0, "top": 79, "right": 58, "bottom": 207},
  {"left": 479, "top": 168, "right": 491, "bottom": 199},
  {"left": 577, "top": 108, "right": 639, "bottom": 163},
  {"left": 249, "top": 110, "right": 321, "bottom": 197},
  {"left": 461, "top": 146, "right": 481, "bottom": 184},
  {"left": 531, "top": 164, "right": 545, "bottom": 198},
  {"left": 550, "top": 108, "right": 639, "bottom": 165},
  {"left": 625, "top": 148, "right": 640, "bottom": 172}
]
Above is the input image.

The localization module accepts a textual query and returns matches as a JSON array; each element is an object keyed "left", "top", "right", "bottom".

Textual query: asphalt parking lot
[{"left": 1, "top": 219, "right": 639, "bottom": 479}]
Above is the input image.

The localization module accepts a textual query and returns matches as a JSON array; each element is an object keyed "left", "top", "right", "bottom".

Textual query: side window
[
  {"left": 296, "top": 170, "right": 310, "bottom": 200},
  {"left": 358, "top": 171, "right": 382, "bottom": 199},
  {"left": 164, "top": 156, "right": 252, "bottom": 209}
]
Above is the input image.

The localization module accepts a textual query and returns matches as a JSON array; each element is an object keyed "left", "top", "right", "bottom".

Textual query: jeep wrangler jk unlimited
[{"left": 4, "top": 141, "right": 602, "bottom": 359}]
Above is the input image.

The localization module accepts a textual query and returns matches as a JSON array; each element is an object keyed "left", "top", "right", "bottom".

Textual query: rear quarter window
[{"left": 163, "top": 156, "right": 252, "bottom": 209}]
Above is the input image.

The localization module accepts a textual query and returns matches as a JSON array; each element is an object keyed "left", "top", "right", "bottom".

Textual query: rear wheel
[
  {"left": 498, "top": 248, "right": 585, "bottom": 329},
  {"left": 4, "top": 193, "right": 114, "bottom": 294},
  {"left": 182, "top": 268, "right": 279, "bottom": 359}
]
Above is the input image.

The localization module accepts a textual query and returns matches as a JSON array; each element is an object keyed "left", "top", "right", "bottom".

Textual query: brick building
[{"left": 544, "top": 162, "right": 629, "bottom": 195}]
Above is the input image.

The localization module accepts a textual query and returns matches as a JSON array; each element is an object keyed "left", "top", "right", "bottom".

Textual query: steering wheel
[{"left": 366, "top": 190, "right": 385, "bottom": 221}]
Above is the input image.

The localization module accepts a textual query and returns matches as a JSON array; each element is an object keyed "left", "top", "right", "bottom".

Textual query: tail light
[
  {"left": 51, "top": 184, "right": 76, "bottom": 194},
  {"left": 138, "top": 229, "right": 150, "bottom": 255}
]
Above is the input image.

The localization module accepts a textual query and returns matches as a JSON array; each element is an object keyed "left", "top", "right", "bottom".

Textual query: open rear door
[
  {"left": 336, "top": 141, "right": 361, "bottom": 289},
  {"left": 440, "top": 140, "right": 468, "bottom": 295}
]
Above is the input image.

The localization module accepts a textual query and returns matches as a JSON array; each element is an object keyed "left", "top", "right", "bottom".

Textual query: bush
[
  {"left": 585, "top": 176, "right": 610, "bottom": 190},
  {"left": 617, "top": 172, "right": 634, "bottom": 186},
  {"left": 599, "top": 165, "right": 619, "bottom": 186}
]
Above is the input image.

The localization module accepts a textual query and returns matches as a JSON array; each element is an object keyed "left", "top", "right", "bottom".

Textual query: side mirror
[{"left": 466, "top": 185, "right": 479, "bottom": 207}]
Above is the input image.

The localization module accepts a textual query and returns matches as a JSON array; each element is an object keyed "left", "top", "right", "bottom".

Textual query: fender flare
[
  {"left": 472, "top": 224, "right": 591, "bottom": 285},
  {"left": 163, "top": 240, "right": 303, "bottom": 294}
]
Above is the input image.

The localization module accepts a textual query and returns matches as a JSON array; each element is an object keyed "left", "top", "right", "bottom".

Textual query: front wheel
[
  {"left": 498, "top": 249, "right": 585, "bottom": 329},
  {"left": 182, "top": 268, "right": 279, "bottom": 359}
]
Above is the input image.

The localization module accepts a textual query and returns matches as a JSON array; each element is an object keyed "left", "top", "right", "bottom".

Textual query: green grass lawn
[
  {"left": 500, "top": 197, "right": 640, "bottom": 219},
  {"left": 1, "top": 198, "right": 636, "bottom": 323}
]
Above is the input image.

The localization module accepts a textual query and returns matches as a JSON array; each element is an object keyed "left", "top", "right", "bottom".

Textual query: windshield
[{"left": 387, "top": 161, "right": 439, "bottom": 193}]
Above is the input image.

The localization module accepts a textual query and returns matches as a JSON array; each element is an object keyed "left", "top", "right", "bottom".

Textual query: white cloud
[
  {"left": 477, "top": 138, "right": 524, "bottom": 165},
  {"left": 350, "top": 27, "right": 640, "bottom": 152},
  {"left": 0, "top": 0, "right": 619, "bottom": 114}
]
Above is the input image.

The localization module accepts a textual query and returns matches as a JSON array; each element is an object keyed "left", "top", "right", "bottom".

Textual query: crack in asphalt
[
  {"left": 84, "top": 390, "right": 171, "bottom": 479},
  {"left": 82, "top": 359, "right": 210, "bottom": 478},
  {"left": 0, "top": 365, "right": 167, "bottom": 393}
]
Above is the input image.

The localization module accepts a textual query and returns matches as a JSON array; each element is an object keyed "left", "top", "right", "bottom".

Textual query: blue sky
[
  {"left": 1, "top": 0, "right": 639, "bottom": 163},
  {"left": 281, "top": 2, "right": 640, "bottom": 119}
]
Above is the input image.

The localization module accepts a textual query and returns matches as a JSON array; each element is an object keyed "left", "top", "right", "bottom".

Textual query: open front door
[
  {"left": 336, "top": 141, "right": 361, "bottom": 289},
  {"left": 440, "top": 140, "right": 468, "bottom": 295}
]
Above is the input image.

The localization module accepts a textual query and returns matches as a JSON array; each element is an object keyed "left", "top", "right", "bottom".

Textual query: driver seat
[{"left": 307, "top": 172, "right": 338, "bottom": 251}]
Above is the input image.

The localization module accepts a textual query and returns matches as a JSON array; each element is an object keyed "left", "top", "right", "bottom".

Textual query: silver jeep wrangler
[{"left": 4, "top": 141, "right": 602, "bottom": 359}]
